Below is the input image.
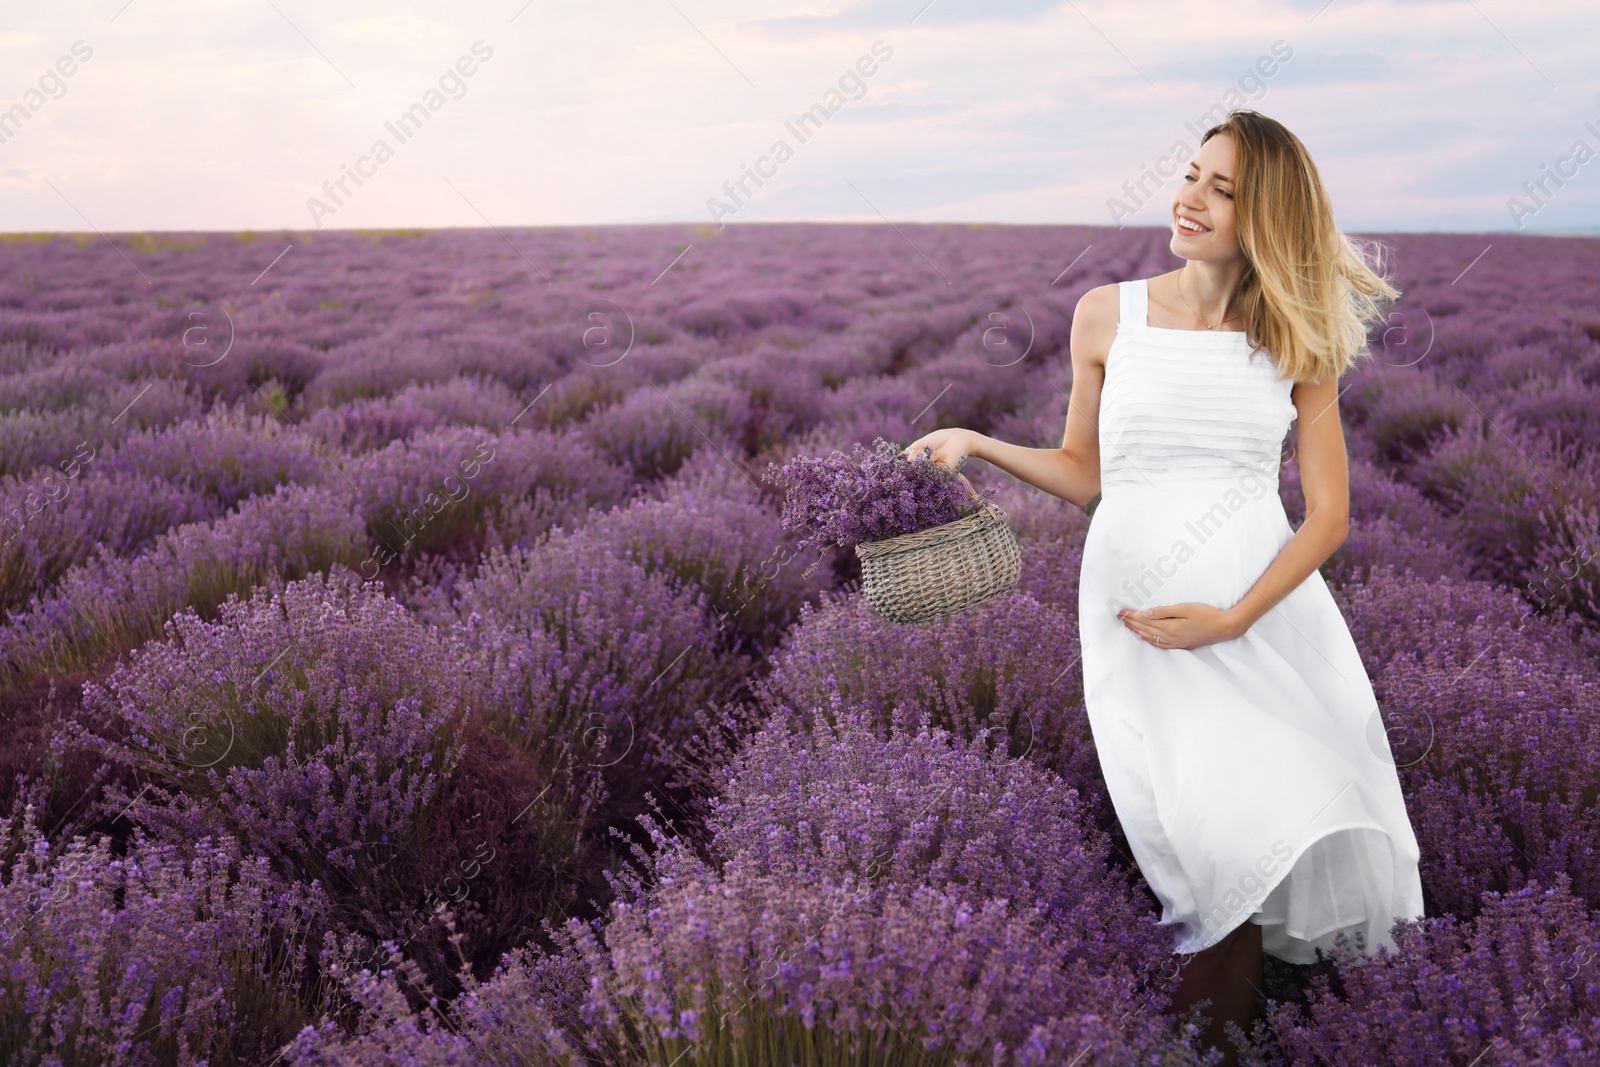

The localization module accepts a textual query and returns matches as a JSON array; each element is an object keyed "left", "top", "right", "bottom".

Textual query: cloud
[
  {"left": 747, "top": 0, "right": 1067, "bottom": 37},
  {"left": 1153, "top": 50, "right": 1389, "bottom": 85}
]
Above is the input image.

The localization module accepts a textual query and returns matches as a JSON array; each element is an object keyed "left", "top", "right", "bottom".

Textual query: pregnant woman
[{"left": 905, "top": 109, "right": 1424, "bottom": 1066}]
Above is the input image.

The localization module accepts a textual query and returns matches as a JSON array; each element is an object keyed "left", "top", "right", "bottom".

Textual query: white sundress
[{"left": 1077, "top": 277, "right": 1426, "bottom": 964}]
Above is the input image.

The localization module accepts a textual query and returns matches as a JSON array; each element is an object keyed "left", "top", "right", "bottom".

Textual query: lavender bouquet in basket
[{"left": 762, "top": 437, "right": 1000, "bottom": 579}]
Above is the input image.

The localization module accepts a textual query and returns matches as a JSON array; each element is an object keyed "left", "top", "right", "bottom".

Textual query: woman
[{"left": 904, "top": 109, "right": 1425, "bottom": 1066}]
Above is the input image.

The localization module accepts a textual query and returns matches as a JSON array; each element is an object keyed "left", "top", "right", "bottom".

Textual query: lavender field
[{"left": 0, "top": 223, "right": 1597, "bottom": 1065}]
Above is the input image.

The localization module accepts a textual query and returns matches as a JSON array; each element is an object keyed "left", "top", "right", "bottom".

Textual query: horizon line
[{"left": 2, "top": 221, "right": 1596, "bottom": 239}]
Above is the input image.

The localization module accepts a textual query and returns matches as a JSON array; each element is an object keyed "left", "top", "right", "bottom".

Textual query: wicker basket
[{"left": 854, "top": 498, "right": 1022, "bottom": 625}]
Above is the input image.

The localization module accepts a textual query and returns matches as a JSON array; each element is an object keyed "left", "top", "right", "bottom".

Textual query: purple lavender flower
[
  {"left": 763, "top": 435, "right": 998, "bottom": 554},
  {"left": 1255, "top": 877, "right": 1600, "bottom": 1066},
  {"left": 0, "top": 801, "right": 332, "bottom": 1066}
]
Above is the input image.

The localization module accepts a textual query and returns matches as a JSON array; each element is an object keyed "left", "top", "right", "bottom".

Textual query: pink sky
[{"left": 1, "top": 0, "right": 1596, "bottom": 233}]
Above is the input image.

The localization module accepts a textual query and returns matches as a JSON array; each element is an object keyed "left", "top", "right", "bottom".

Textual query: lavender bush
[
  {"left": 0, "top": 483, "right": 366, "bottom": 691},
  {"left": 422, "top": 527, "right": 753, "bottom": 825},
  {"left": 701, "top": 697, "right": 1171, "bottom": 997},
  {"left": 1249, "top": 877, "right": 1600, "bottom": 1066},
  {"left": 568, "top": 448, "right": 830, "bottom": 657},
  {"left": 580, "top": 377, "right": 756, "bottom": 481},
  {"left": 0, "top": 465, "right": 217, "bottom": 615},
  {"left": 1411, "top": 422, "right": 1600, "bottom": 623},
  {"left": 94, "top": 405, "right": 323, "bottom": 509},
  {"left": 280, "top": 704, "right": 1212, "bottom": 1067},
  {"left": 0, "top": 803, "right": 332, "bottom": 1067},
  {"left": 755, "top": 587, "right": 1108, "bottom": 829},
  {"left": 346, "top": 424, "right": 632, "bottom": 564},
  {"left": 298, "top": 375, "right": 526, "bottom": 454},
  {"left": 53, "top": 570, "right": 475, "bottom": 933}
]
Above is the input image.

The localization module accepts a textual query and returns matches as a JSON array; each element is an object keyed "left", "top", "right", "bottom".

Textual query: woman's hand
[
  {"left": 1117, "top": 602, "right": 1244, "bottom": 651},
  {"left": 902, "top": 428, "right": 983, "bottom": 471}
]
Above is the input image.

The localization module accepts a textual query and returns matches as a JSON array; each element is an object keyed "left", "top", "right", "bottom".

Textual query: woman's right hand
[{"left": 902, "top": 427, "right": 983, "bottom": 471}]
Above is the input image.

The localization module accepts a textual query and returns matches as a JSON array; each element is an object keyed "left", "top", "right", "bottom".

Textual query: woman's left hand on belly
[{"left": 1117, "top": 602, "right": 1242, "bottom": 651}]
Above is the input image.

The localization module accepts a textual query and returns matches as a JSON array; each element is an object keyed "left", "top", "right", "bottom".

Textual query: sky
[{"left": 0, "top": 0, "right": 1596, "bottom": 235}]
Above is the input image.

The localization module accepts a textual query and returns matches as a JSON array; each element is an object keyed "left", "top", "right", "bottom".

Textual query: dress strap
[{"left": 1118, "top": 278, "right": 1149, "bottom": 330}]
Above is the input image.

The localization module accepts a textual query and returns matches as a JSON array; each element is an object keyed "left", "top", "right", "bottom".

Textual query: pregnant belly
[{"left": 1082, "top": 479, "right": 1294, "bottom": 619}]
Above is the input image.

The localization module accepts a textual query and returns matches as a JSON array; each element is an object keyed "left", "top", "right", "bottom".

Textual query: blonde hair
[{"left": 1201, "top": 110, "right": 1400, "bottom": 384}]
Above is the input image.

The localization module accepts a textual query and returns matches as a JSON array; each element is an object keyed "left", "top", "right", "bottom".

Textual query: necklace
[{"left": 1176, "top": 268, "right": 1239, "bottom": 331}]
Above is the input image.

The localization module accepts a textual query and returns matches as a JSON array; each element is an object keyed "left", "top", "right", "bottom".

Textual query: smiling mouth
[{"left": 1176, "top": 216, "right": 1210, "bottom": 235}]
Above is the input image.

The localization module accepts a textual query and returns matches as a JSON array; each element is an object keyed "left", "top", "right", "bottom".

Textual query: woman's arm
[
  {"left": 1220, "top": 372, "right": 1351, "bottom": 636},
  {"left": 904, "top": 283, "right": 1113, "bottom": 509}
]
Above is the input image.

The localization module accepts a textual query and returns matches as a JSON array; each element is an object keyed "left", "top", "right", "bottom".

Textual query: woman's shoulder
[
  {"left": 1070, "top": 282, "right": 1122, "bottom": 369},
  {"left": 1075, "top": 272, "right": 1175, "bottom": 324},
  {"left": 1073, "top": 281, "right": 1122, "bottom": 330}
]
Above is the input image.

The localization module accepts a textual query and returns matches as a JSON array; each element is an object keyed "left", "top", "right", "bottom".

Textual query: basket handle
[{"left": 931, "top": 459, "right": 979, "bottom": 502}]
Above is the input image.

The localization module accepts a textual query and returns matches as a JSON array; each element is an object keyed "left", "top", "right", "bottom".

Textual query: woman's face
[{"left": 1171, "top": 131, "right": 1240, "bottom": 260}]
